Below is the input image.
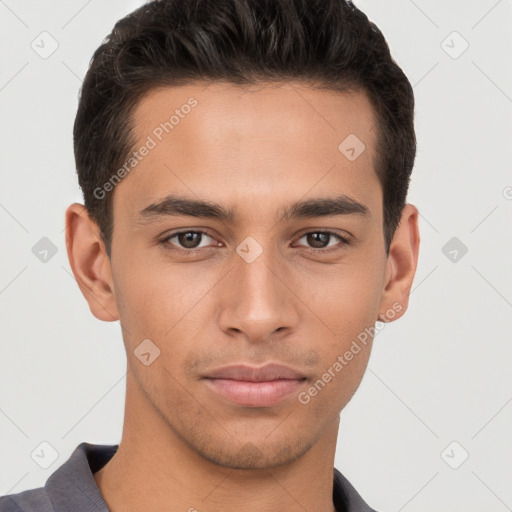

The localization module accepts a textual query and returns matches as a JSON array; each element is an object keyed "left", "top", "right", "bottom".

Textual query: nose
[{"left": 217, "top": 242, "right": 300, "bottom": 344}]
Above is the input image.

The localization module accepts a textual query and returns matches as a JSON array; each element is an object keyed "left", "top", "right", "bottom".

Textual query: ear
[
  {"left": 377, "top": 203, "right": 420, "bottom": 322},
  {"left": 65, "top": 203, "right": 119, "bottom": 322}
]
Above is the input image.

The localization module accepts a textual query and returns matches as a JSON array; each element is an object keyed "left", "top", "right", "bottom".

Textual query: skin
[{"left": 65, "top": 82, "right": 419, "bottom": 512}]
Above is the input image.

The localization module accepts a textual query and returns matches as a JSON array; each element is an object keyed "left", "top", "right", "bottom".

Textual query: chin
[{"left": 193, "top": 433, "right": 314, "bottom": 470}]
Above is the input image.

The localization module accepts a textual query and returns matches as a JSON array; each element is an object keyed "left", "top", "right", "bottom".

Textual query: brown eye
[
  {"left": 160, "top": 230, "right": 217, "bottom": 252},
  {"left": 177, "top": 232, "right": 203, "bottom": 249},
  {"left": 306, "top": 232, "right": 331, "bottom": 249},
  {"left": 295, "top": 231, "right": 349, "bottom": 253}
]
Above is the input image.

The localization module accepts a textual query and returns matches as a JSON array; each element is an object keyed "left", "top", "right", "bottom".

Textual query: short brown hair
[{"left": 73, "top": 0, "right": 416, "bottom": 257}]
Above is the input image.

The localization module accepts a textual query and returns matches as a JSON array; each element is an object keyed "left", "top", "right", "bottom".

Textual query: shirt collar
[
  {"left": 45, "top": 442, "right": 377, "bottom": 512},
  {"left": 45, "top": 442, "right": 115, "bottom": 512}
]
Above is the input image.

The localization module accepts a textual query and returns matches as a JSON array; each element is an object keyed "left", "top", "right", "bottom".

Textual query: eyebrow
[{"left": 136, "top": 194, "right": 369, "bottom": 224}]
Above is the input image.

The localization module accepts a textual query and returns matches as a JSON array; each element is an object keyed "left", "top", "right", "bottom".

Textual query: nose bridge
[{"left": 219, "top": 238, "right": 298, "bottom": 341}]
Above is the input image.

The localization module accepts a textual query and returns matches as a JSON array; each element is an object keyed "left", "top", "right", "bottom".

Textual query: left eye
[{"left": 294, "top": 232, "right": 348, "bottom": 250}]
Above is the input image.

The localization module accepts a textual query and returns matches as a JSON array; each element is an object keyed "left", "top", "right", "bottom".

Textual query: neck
[{"left": 94, "top": 370, "right": 340, "bottom": 512}]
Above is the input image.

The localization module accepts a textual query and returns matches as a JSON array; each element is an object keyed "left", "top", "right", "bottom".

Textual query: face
[{"left": 71, "top": 81, "right": 415, "bottom": 470}]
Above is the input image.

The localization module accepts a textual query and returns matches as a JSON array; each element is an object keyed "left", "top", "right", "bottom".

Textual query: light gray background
[{"left": 1, "top": 1, "right": 511, "bottom": 511}]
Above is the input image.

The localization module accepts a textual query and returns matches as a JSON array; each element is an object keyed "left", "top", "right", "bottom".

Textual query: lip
[
  {"left": 205, "top": 363, "right": 306, "bottom": 381},
  {"left": 203, "top": 364, "right": 307, "bottom": 407}
]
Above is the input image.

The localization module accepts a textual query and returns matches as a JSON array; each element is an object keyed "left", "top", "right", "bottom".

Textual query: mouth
[{"left": 202, "top": 364, "right": 307, "bottom": 407}]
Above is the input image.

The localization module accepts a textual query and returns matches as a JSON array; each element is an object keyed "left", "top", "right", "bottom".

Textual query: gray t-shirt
[{"left": 0, "top": 443, "right": 379, "bottom": 512}]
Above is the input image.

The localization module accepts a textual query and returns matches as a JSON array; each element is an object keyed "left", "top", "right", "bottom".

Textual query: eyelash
[{"left": 158, "top": 229, "right": 350, "bottom": 255}]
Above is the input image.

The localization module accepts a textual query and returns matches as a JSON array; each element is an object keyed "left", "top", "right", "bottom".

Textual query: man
[{"left": 0, "top": 0, "right": 419, "bottom": 510}]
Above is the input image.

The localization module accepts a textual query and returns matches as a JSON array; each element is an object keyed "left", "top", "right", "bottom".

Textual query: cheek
[
  {"left": 298, "top": 329, "right": 373, "bottom": 415},
  {"left": 112, "top": 252, "right": 196, "bottom": 335},
  {"left": 298, "top": 257, "right": 385, "bottom": 337},
  {"left": 112, "top": 256, "right": 221, "bottom": 380},
  {"left": 295, "top": 256, "right": 384, "bottom": 396}
]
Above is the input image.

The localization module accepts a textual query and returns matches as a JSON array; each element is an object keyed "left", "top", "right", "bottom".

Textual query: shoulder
[
  {"left": 0, "top": 442, "right": 116, "bottom": 512},
  {"left": 0, "top": 486, "right": 55, "bottom": 512}
]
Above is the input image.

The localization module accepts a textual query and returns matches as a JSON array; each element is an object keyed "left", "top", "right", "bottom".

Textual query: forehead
[
  {"left": 132, "top": 81, "right": 377, "bottom": 151},
  {"left": 115, "top": 81, "right": 380, "bottom": 219}
]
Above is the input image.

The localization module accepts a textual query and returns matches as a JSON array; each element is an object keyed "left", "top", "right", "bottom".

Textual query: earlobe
[
  {"left": 377, "top": 203, "right": 420, "bottom": 323},
  {"left": 65, "top": 203, "right": 119, "bottom": 322}
]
